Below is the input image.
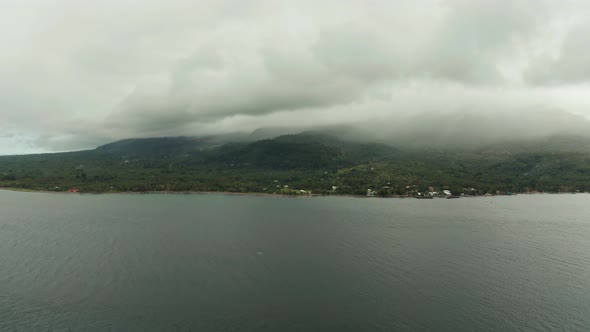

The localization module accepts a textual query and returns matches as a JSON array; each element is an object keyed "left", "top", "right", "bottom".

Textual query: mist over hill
[
  {"left": 292, "top": 108, "right": 590, "bottom": 150},
  {"left": 1, "top": 130, "right": 589, "bottom": 195}
]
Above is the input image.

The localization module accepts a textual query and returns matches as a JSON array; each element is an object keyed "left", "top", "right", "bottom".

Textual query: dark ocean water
[{"left": 0, "top": 190, "right": 589, "bottom": 331}]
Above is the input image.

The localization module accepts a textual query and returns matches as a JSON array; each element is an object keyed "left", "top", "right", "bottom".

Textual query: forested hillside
[{"left": 1, "top": 134, "right": 589, "bottom": 195}]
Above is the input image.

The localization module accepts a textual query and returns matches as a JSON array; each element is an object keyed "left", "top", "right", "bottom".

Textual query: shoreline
[
  {"left": 0, "top": 187, "right": 364, "bottom": 198},
  {"left": 0, "top": 187, "right": 578, "bottom": 198}
]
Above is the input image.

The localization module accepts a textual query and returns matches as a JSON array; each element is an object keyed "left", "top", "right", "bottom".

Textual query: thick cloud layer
[{"left": 1, "top": 0, "right": 590, "bottom": 154}]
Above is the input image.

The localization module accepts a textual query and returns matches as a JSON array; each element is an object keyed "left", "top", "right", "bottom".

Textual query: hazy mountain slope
[{"left": 1, "top": 133, "right": 589, "bottom": 194}]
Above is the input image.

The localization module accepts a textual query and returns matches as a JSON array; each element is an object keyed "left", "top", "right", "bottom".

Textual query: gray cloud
[
  {"left": 526, "top": 22, "right": 590, "bottom": 84},
  {"left": 1, "top": 0, "right": 590, "bottom": 154}
]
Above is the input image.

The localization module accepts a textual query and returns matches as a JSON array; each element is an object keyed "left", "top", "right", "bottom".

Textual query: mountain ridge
[{"left": 1, "top": 133, "right": 589, "bottom": 195}]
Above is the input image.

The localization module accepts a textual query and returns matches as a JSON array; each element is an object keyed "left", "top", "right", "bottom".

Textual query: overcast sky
[{"left": 1, "top": 0, "right": 590, "bottom": 154}]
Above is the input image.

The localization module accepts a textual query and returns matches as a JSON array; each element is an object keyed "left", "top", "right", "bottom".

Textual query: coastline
[
  {"left": 0, "top": 187, "right": 572, "bottom": 198},
  {"left": 0, "top": 187, "right": 370, "bottom": 198},
  {"left": 0, "top": 187, "right": 320, "bottom": 198}
]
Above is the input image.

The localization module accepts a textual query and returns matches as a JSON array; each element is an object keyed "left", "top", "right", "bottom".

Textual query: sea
[{"left": 1, "top": 190, "right": 589, "bottom": 331}]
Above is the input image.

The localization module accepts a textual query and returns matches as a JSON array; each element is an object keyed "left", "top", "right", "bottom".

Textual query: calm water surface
[{"left": 1, "top": 190, "right": 589, "bottom": 331}]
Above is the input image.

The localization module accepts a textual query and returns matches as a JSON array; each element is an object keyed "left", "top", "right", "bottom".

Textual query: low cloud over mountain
[{"left": 2, "top": 0, "right": 590, "bottom": 154}]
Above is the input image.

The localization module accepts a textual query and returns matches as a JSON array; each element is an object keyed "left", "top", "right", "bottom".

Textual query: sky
[{"left": 1, "top": 0, "right": 590, "bottom": 154}]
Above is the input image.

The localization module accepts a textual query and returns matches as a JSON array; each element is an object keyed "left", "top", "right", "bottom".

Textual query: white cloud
[{"left": 1, "top": 0, "right": 590, "bottom": 154}]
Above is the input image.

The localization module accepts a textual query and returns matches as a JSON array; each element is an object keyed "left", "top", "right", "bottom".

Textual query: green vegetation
[{"left": 1, "top": 134, "right": 589, "bottom": 195}]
